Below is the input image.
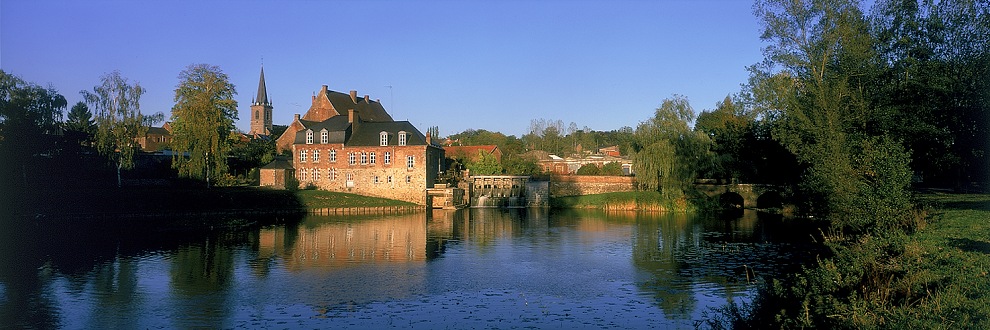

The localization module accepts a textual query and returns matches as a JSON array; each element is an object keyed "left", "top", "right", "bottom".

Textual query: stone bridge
[{"left": 693, "top": 183, "right": 790, "bottom": 209}]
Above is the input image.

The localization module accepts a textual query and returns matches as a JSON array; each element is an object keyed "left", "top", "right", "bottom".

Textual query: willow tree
[
  {"left": 82, "top": 71, "right": 160, "bottom": 187},
  {"left": 632, "top": 95, "right": 711, "bottom": 199},
  {"left": 170, "top": 64, "right": 238, "bottom": 187}
]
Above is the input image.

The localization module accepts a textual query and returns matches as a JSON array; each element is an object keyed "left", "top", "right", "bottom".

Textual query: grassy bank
[
  {"left": 717, "top": 193, "right": 990, "bottom": 329},
  {"left": 293, "top": 189, "right": 417, "bottom": 208},
  {"left": 550, "top": 191, "right": 696, "bottom": 212}
]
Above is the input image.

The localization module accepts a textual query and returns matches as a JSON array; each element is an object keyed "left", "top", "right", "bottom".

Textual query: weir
[{"left": 467, "top": 176, "right": 549, "bottom": 208}]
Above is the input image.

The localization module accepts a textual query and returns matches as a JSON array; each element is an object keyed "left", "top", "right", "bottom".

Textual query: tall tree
[
  {"left": 82, "top": 70, "right": 158, "bottom": 187},
  {"left": 64, "top": 101, "right": 96, "bottom": 146},
  {"left": 751, "top": 0, "right": 913, "bottom": 230},
  {"left": 170, "top": 64, "right": 238, "bottom": 187},
  {"left": 632, "top": 95, "right": 711, "bottom": 198},
  {"left": 0, "top": 70, "right": 67, "bottom": 186}
]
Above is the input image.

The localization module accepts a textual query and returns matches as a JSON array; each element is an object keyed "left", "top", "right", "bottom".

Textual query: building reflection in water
[{"left": 256, "top": 213, "right": 429, "bottom": 270}]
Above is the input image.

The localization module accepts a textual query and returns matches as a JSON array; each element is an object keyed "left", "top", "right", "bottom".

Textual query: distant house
[
  {"left": 598, "top": 146, "right": 621, "bottom": 157},
  {"left": 274, "top": 85, "right": 444, "bottom": 205},
  {"left": 137, "top": 122, "right": 172, "bottom": 152},
  {"left": 531, "top": 151, "right": 634, "bottom": 176},
  {"left": 443, "top": 145, "right": 502, "bottom": 163}
]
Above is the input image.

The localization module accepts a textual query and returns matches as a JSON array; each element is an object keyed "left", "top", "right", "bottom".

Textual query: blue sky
[{"left": 2, "top": 0, "right": 764, "bottom": 137}]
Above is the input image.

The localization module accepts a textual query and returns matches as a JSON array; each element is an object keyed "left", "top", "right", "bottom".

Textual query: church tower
[{"left": 249, "top": 66, "right": 273, "bottom": 136}]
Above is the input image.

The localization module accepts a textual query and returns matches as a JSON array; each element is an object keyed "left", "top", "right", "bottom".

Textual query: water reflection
[{"left": 0, "top": 209, "right": 822, "bottom": 328}]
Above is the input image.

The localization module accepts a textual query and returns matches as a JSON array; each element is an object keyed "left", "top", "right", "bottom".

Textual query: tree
[
  {"left": 170, "top": 64, "right": 239, "bottom": 187},
  {"left": 0, "top": 70, "right": 67, "bottom": 186},
  {"left": 632, "top": 95, "right": 711, "bottom": 198},
  {"left": 64, "top": 101, "right": 96, "bottom": 146},
  {"left": 466, "top": 149, "right": 502, "bottom": 175},
  {"left": 82, "top": 70, "right": 159, "bottom": 187},
  {"left": 575, "top": 163, "right": 602, "bottom": 175}
]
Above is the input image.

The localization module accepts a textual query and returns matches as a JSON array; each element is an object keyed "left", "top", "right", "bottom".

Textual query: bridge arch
[{"left": 719, "top": 192, "right": 744, "bottom": 209}]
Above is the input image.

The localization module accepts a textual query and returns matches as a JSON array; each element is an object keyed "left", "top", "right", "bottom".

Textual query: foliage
[
  {"left": 725, "top": 194, "right": 990, "bottom": 329},
  {"left": 465, "top": 149, "right": 502, "bottom": 175},
  {"left": 62, "top": 101, "right": 95, "bottom": 149},
  {"left": 170, "top": 64, "right": 238, "bottom": 187},
  {"left": 82, "top": 70, "right": 161, "bottom": 187},
  {"left": 0, "top": 70, "right": 67, "bottom": 179},
  {"left": 549, "top": 190, "right": 693, "bottom": 212},
  {"left": 502, "top": 155, "right": 543, "bottom": 176},
  {"left": 867, "top": 0, "right": 990, "bottom": 187},
  {"left": 632, "top": 95, "right": 712, "bottom": 199},
  {"left": 575, "top": 163, "right": 601, "bottom": 175}
]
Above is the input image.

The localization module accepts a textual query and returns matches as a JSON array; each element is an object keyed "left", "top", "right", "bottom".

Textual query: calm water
[{"left": 0, "top": 209, "right": 821, "bottom": 329}]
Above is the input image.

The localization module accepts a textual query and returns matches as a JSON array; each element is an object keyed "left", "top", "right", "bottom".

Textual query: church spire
[{"left": 255, "top": 65, "right": 269, "bottom": 106}]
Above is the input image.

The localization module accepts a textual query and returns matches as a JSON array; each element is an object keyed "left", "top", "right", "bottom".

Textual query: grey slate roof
[
  {"left": 346, "top": 121, "right": 426, "bottom": 147},
  {"left": 292, "top": 115, "right": 429, "bottom": 147},
  {"left": 324, "top": 91, "right": 393, "bottom": 122}
]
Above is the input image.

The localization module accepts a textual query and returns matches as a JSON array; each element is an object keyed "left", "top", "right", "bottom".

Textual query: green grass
[
  {"left": 550, "top": 191, "right": 694, "bottom": 212},
  {"left": 293, "top": 189, "right": 417, "bottom": 208}
]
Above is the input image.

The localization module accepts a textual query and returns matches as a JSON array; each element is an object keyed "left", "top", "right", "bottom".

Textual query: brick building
[
  {"left": 276, "top": 85, "right": 444, "bottom": 204},
  {"left": 136, "top": 122, "right": 172, "bottom": 152}
]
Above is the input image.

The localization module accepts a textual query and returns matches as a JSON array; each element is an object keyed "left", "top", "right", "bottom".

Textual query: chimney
[
  {"left": 364, "top": 95, "right": 369, "bottom": 103},
  {"left": 294, "top": 113, "right": 300, "bottom": 121},
  {"left": 321, "top": 85, "right": 329, "bottom": 94},
  {"left": 349, "top": 90, "right": 358, "bottom": 104},
  {"left": 426, "top": 132, "right": 432, "bottom": 145},
  {"left": 348, "top": 109, "right": 360, "bottom": 131}
]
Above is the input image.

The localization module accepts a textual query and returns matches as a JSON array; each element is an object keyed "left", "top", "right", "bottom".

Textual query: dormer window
[
  {"left": 380, "top": 131, "right": 388, "bottom": 146},
  {"left": 305, "top": 130, "right": 314, "bottom": 144},
  {"left": 320, "top": 129, "right": 328, "bottom": 144},
  {"left": 398, "top": 131, "right": 407, "bottom": 146}
]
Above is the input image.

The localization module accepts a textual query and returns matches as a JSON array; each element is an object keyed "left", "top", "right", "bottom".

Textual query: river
[{"left": 0, "top": 209, "right": 822, "bottom": 329}]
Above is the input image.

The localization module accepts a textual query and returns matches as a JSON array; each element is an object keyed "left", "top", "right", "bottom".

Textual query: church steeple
[
  {"left": 255, "top": 66, "right": 270, "bottom": 106},
  {"left": 249, "top": 65, "right": 274, "bottom": 136}
]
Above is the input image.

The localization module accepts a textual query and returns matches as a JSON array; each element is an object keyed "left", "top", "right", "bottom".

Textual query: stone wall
[{"left": 550, "top": 175, "right": 637, "bottom": 197}]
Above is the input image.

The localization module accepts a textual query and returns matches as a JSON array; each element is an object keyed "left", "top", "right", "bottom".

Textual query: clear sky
[{"left": 1, "top": 0, "right": 764, "bottom": 137}]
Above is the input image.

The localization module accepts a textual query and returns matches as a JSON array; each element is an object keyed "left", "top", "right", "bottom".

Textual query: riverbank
[
  {"left": 550, "top": 191, "right": 699, "bottom": 212},
  {"left": 715, "top": 193, "right": 990, "bottom": 329},
  {"left": 6, "top": 186, "right": 418, "bottom": 220}
]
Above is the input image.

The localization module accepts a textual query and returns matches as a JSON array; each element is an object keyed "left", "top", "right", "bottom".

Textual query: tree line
[{"left": 0, "top": 64, "right": 249, "bottom": 190}]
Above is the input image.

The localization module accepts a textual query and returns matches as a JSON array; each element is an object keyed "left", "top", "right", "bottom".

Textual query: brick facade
[{"left": 292, "top": 143, "right": 443, "bottom": 204}]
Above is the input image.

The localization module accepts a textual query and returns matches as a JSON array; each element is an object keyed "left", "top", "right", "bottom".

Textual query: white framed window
[
  {"left": 301, "top": 168, "right": 308, "bottom": 181},
  {"left": 387, "top": 175, "right": 393, "bottom": 183},
  {"left": 405, "top": 175, "right": 411, "bottom": 183},
  {"left": 380, "top": 131, "right": 388, "bottom": 146},
  {"left": 398, "top": 131, "right": 407, "bottom": 146},
  {"left": 330, "top": 149, "right": 337, "bottom": 162},
  {"left": 346, "top": 173, "right": 354, "bottom": 187},
  {"left": 312, "top": 168, "right": 319, "bottom": 181},
  {"left": 306, "top": 130, "right": 314, "bottom": 144},
  {"left": 320, "top": 130, "right": 328, "bottom": 144},
  {"left": 299, "top": 150, "right": 307, "bottom": 162},
  {"left": 374, "top": 176, "right": 380, "bottom": 184},
  {"left": 312, "top": 150, "right": 320, "bottom": 162},
  {"left": 406, "top": 155, "right": 414, "bottom": 169},
  {"left": 348, "top": 152, "right": 355, "bottom": 165},
  {"left": 360, "top": 152, "right": 368, "bottom": 165},
  {"left": 330, "top": 168, "right": 337, "bottom": 180},
  {"left": 369, "top": 152, "right": 376, "bottom": 164},
  {"left": 384, "top": 152, "right": 391, "bottom": 164}
]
